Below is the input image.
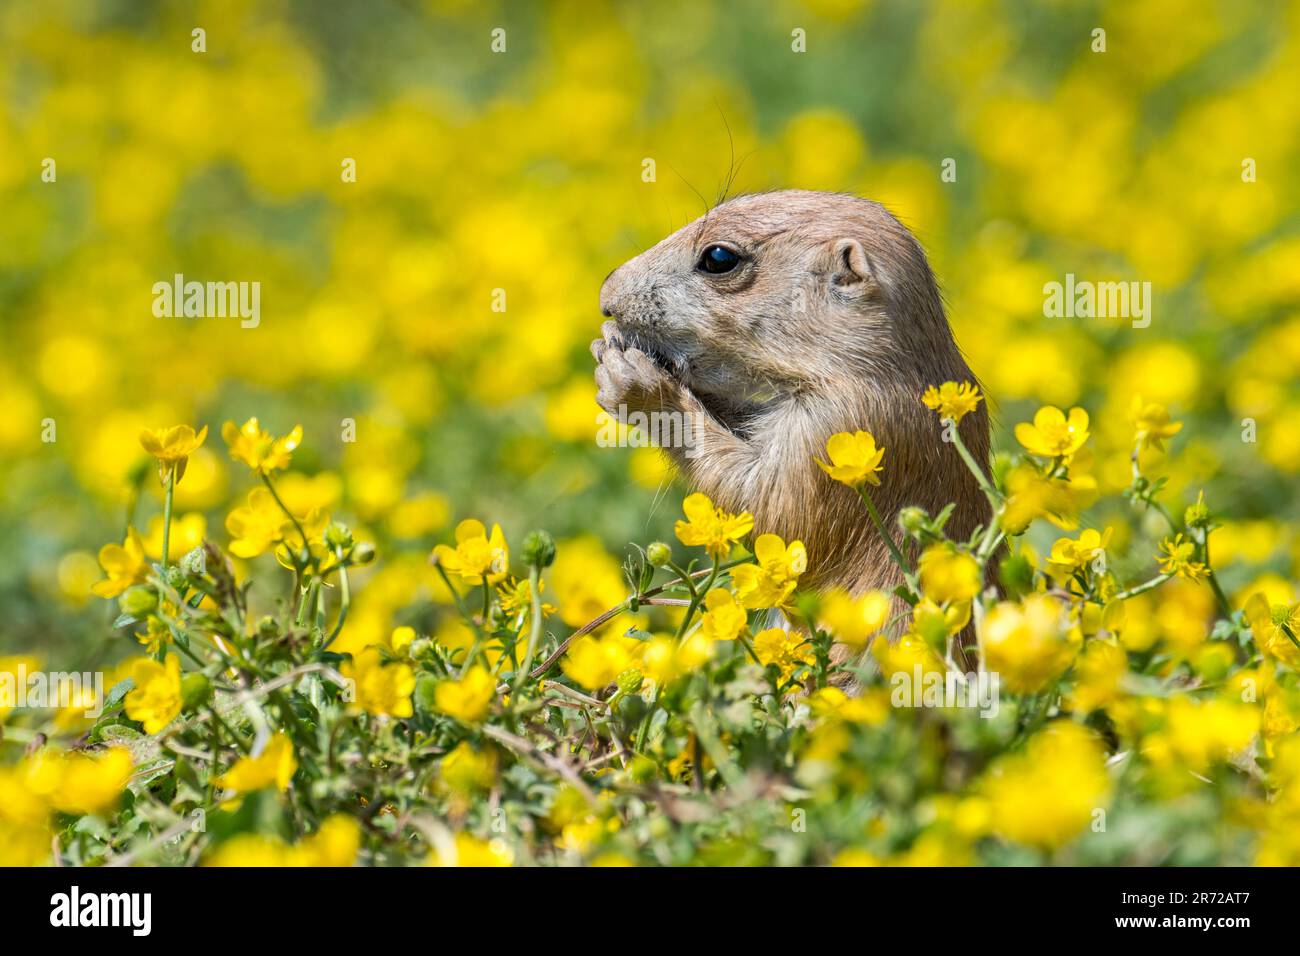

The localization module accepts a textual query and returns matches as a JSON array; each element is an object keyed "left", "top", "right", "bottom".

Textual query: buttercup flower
[
  {"left": 817, "top": 430, "right": 885, "bottom": 487},
  {"left": 818, "top": 589, "right": 892, "bottom": 648},
  {"left": 124, "top": 655, "right": 183, "bottom": 734},
  {"left": 1245, "top": 593, "right": 1300, "bottom": 670},
  {"left": 1129, "top": 395, "right": 1183, "bottom": 451},
  {"left": 752, "top": 627, "right": 813, "bottom": 686},
  {"left": 433, "top": 519, "right": 509, "bottom": 584},
  {"left": 1000, "top": 464, "right": 1095, "bottom": 534},
  {"left": 731, "top": 533, "right": 807, "bottom": 609},
  {"left": 139, "top": 424, "right": 208, "bottom": 483},
  {"left": 34, "top": 748, "right": 134, "bottom": 816},
  {"left": 921, "top": 381, "right": 982, "bottom": 425},
  {"left": 342, "top": 647, "right": 416, "bottom": 718},
  {"left": 1156, "top": 534, "right": 1208, "bottom": 580},
  {"left": 641, "top": 632, "right": 713, "bottom": 685},
  {"left": 222, "top": 418, "right": 303, "bottom": 474},
  {"left": 698, "top": 588, "right": 747, "bottom": 642},
  {"left": 92, "top": 527, "right": 149, "bottom": 598},
  {"left": 216, "top": 733, "right": 298, "bottom": 796},
  {"left": 917, "top": 544, "right": 981, "bottom": 605},
  {"left": 982, "top": 721, "right": 1111, "bottom": 850},
  {"left": 430, "top": 833, "right": 513, "bottom": 867},
  {"left": 673, "top": 493, "right": 754, "bottom": 560},
  {"left": 980, "top": 595, "right": 1081, "bottom": 694},
  {"left": 433, "top": 666, "right": 496, "bottom": 722},
  {"left": 226, "top": 487, "right": 291, "bottom": 558},
  {"left": 1046, "top": 527, "right": 1113, "bottom": 577},
  {"left": 1014, "top": 406, "right": 1090, "bottom": 460},
  {"left": 562, "top": 636, "right": 638, "bottom": 691}
]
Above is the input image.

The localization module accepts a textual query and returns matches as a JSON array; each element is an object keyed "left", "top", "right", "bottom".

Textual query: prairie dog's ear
[{"left": 830, "top": 238, "right": 878, "bottom": 296}]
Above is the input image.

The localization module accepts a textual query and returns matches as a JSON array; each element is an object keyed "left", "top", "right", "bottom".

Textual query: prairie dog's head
[{"left": 599, "top": 190, "right": 956, "bottom": 415}]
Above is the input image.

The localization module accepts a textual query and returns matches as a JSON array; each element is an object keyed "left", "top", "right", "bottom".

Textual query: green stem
[
  {"left": 1114, "top": 571, "right": 1174, "bottom": 602},
  {"left": 857, "top": 485, "right": 915, "bottom": 589},
  {"left": 949, "top": 423, "right": 999, "bottom": 508},
  {"left": 260, "top": 473, "right": 310, "bottom": 550},
  {"left": 513, "top": 565, "right": 544, "bottom": 697},
  {"left": 675, "top": 561, "right": 718, "bottom": 641},
  {"left": 161, "top": 463, "right": 176, "bottom": 570},
  {"left": 320, "top": 559, "right": 350, "bottom": 650}
]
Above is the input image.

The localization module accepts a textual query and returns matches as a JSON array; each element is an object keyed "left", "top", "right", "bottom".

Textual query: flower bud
[
  {"left": 616, "top": 668, "right": 644, "bottom": 696},
  {"left": 351, "top": 542, "right": 377, "bottom": 565},
  {"left": 646, "top": 541, "right": 672, "bottom": 568},
  {"left": 165, "top": 566, "right": 188, "bottom": 591},
  {"left": 521, "top": 530, "right": 556, "bottom": 569},
  {"left": 897, "top": 507, "right": 928, "bottom": 536},
  {"left": 413, "top": 673, "right": 440, "bottom": 713},
  {"left": 119, "top": 586, "right": 158, "bottom": 617},
  {"left": 181, "top": 672, "right": 212, "bottom": 710},
  {"left": 1184, "top": 491, "right": 1210, "bottom": 529},
  {"left": 325, "top": 521, "right": 354, "bottom": 550},
  {"left": 180, "top": 547, "right": 207, "bottom": 577}
]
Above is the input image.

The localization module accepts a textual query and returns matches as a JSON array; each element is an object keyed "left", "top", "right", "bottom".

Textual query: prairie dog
[{"left": 593, "top": 190, "right": 990, "bottom": 619}]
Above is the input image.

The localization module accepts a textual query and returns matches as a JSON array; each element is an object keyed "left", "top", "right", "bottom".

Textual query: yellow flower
[
  {"left": 1046, "top": 527, "right": 1113, "bottom": 577},
  {"left": 123, "top": 655, "right": 182, "bottom": 734},
  {"left": 641, "top": 632, "right": 713, "bottom": 685},
  {"left": 291, "top": 815, "right": 361, "bottom": 866},
  {"left": 0, "top": 656, "right": 41, "bottom": 723},
  {"left": 816, "top": 430, "right": 885, "bottom": 487},
  {"left": 818, "top": 589, "right": 892, "bottom": 648},
  {"left": 433, "top": 519, "right": 509, "bottom": 584},
  {"left": 341, "top": 647, "right": 416, "bottom": 718},
  {"left": 917, "top": 543, "right": 981, "bottom": 605},
  {"left": 221, "top": 418, "right": 303, "bottom": 474},
  {"left": 982, "top": 721, "right": 1111, "bottom": 851},
  {"left": 135, "top": 615, "right": 172, "bottom": 655},
  {"left": 497, "top": 576, "right": 556, "bottom": 623},
  {"left": 752, "top": 626, "right": 813, "bottom": 686},
  {"left": 1067, "top": 639, "right": 1129, "bottom": 713},
  {"left": 206, "top": 815, "right": 360, "bottom": 867},
  {"left": 673, "top": 493, "right": 754, "bottom": 560},
  {"left": 921, "top": 381, "right": 983, "bottom": 424},
  {"left": 730, "top": 533, "right": 807, "bottom": 609},
  {"left": 139, "top": 424, "right": 208, "bottom": 483},
  {"left": 1145, "top": 695, "right": 1260, "bottom": 776},
  {"left": 1245, "top": 593, "right": 1300, "bottom": 670},
  {"left": 980, "top": 595, "right": 1081, "bottom": 694},
  {"left": 547, "top": 536, "right": 627, "bottom": 628},
  {"left": 440, "top": 741, "right": 497, "bottom": 794},
  {"left": 38, "top": 748, "right": 134, "bottom": 816},
  {"left": 433, "top": 666, "right": 496, "bottom": 723},
  {"left": 561, "top": 636, "right": 637, "bottom": 691},
  {"left": 1156, "top": 533, "right": 1208, "bottom": 580},
  {"left": 430, "top": 833, "right": 513, "bottom": 867},
  {"left": 910, "top": 597, "right": 971, "bottom": 646},
  {"left": 1129, "top": 395, "right": 1183, "bottom": 451},
  {"left": 225, "top": 487, "right": 290, "bottom": 558},
  {"left": 1014, "top": 405, "right": 1090, "bottom": 460},
  {"left": 215, "top": 733, "right": 298, "bottom": 795},
  {"left": 91, "top": 527, "right": 149, "bottom": 598},
  {"left": 1000, "top": 464, "right": 1095, "bottom": 534},
  {"left": 698, "top": 588, "right": 747, "bottom": 642}
]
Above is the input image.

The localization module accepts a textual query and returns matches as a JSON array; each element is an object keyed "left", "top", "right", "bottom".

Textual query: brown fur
[{"left": 593, "top": 190, "right": 991, "bottom": 650}]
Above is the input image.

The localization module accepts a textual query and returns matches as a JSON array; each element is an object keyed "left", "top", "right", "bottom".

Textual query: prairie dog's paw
[
  {"left": 595, "top": 344, "right": 680, "bottom": 419},
  {"left": 589, "top": 320, "right": 625, "bottom": 363}
]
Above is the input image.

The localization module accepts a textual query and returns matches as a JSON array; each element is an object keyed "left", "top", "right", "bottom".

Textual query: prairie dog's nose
[{"left": 599, "top": 264, "right": 624, "bottom": 319}]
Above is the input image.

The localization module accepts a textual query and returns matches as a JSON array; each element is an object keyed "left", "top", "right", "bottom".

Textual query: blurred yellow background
[{"left": 1, "top": 0, "right": 1297, "bottom": 661}]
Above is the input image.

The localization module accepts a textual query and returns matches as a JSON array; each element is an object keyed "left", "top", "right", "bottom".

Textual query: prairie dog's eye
[{"left": 698, "top": 244, "right": 742, "bottom": 275}]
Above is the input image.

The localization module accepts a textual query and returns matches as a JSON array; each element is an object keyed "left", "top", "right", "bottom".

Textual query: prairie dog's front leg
[{"left": 592, "top": 322, "right": 755, "bottom": 493}]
